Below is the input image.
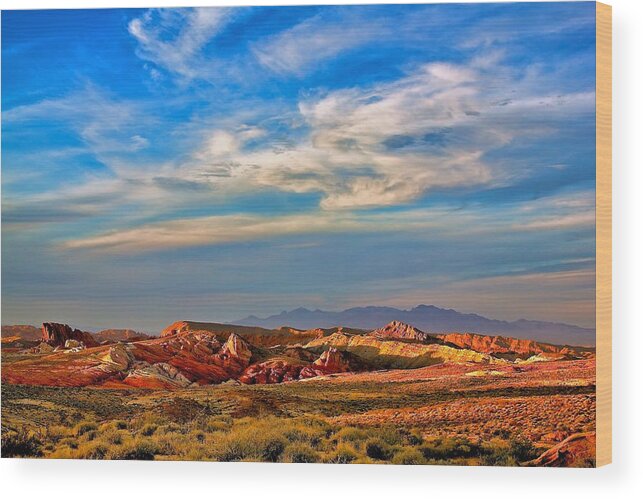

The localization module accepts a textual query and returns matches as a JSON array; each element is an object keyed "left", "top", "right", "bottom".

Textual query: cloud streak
[{"left": 128, "top": 8, "right": 233, "bottom": 81}]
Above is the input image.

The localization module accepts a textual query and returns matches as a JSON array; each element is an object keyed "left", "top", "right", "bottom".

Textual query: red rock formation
[
  {"left": 220, "top": 333, "right": 252, "bottom": 365},
  {"left": 437, "top": 332, "right": 592, "bottom": 358},
  {"left": 312, "top": 347, "right": 352, "bottom": 372},
  {"left": 370, "top": 321, "right": 436, "bottom": 343},
  {"left": 94, "top": 329, "right": 151, "bottom": 343},
  {"left": 1, "top": 325, "right": 41, "bottom": 340},
  {"left": 523, "top": 433, "right": 596, "bottom": 467},
  {"left": 41, "top": 323, "right": 98, "bottom": 348},
  {"left": 239, "top": 347, "right": 363, "bottom": 384},
  {"left": 239, "top": 359, "right": 308, "bottom": 384},
  {"left": 160, "top": 321, "right": 192, "bottom": 337}
]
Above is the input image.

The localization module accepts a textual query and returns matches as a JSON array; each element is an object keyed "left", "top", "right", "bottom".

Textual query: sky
[{"left": 1, "top": 3, "right": 597, "bottom": 332}]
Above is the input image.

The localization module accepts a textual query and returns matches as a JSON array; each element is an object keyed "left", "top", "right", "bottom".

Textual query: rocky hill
[
  {"left": 437, "top": 332, "right": 595, "bottom": 360},
  {"left": 1, "top": 320, "right": 594, "bottom": 389},
  {"left": 41, "top": 323, "right": 98, "bottom": 348},
  {"left": 94, "top": 329, "right": 151, "bottom": 343},
  {"left": 1, "top": 324, "right": 41, "bottom": 340}
]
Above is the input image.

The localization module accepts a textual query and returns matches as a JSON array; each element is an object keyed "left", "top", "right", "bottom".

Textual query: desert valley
[{"left": 1, "top": 313, "right": 596, "bottom": 466}]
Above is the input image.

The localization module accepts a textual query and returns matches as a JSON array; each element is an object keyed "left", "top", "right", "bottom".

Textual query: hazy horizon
[{"left": 2, "top": 4, "right": 597, "bottom": 333}]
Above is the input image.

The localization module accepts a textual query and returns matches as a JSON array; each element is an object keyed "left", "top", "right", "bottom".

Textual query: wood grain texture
[{"left": 595, "top": 1, "right": 612, "bottom": 468}]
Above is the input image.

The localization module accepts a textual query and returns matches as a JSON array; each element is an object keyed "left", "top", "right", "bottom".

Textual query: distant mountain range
[{"left": 236, "top": 305, "right": 595, "bottom": 346}]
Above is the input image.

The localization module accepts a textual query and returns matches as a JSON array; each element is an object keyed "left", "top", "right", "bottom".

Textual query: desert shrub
[
  {"left": 109, "top": 439, "right": 157, "bottom": 460},
  {"left": 74, "top": 421, "right": 98, "bottom": 437},
  {"left": 391, "top": 448, "right": 426, "bottom": 465},
  {"left": 46, "top": 425, "right": 72, "bottom": 441},
  {"left": 149, "top": 434, "right": 177, "bottom": 456},
  {"left": 76, "top": 441, "right": 108, "bottom": 459},
  {"left": 284, "top": 427, "right": 316, "bottom": 444},
  {"left": 212, "top": 436, "right": 247, "bottom": 462},
  {"left": 114, "top": 420, "right": 128, "bottom": 430},
  {"left": 47, "top": 446, "right": 76, "bottom": 459},
  {"left": 141, "top": 424, "right": 158, "bottom": 437},
  {"left": 420, "top": 437, "right": 481, "bottom": 461},
  {"left": 59, "top": 437, "right": 79, "bottom": 449},
  {"left": 283, "top": 443, "right": 320, "bottom": 463},
  {"left": 103, "top": 430, "right": 125, "bottom": 446},
  {"left": 261, "top": 438, "right": 286, "bottom": 462},
  {"left": 82, "top": 430, "right": 97, "bottom": 442},
  {"left": 508, "top": 436, "right": 539, "bottom": 463},
  {"left": 377, "top": 426, "right": 405, "bottom": 446},
  {"left": 327, "top": 443, "right": 358, "bottom": 464},
  {"left": 405, "top": 429, "right": 424, "bottom": 446},
  {"left": 365, "top": 438, "right": 393, "bottom": 461},
  {"left": 161, "top": 423, "right": 184, "bottom": 434},
  {"left": 336, "top": 427, "right": 368, "bottom": 443},
  {"left": 203, "top": 417, "right": 231, "bottom": 433},
  {"left": 1, "top": 429, "right": 43, "bottom": 457}
]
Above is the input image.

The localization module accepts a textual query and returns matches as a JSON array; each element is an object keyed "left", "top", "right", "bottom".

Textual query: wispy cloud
[
  {"left": 178, "top": 59, "right": 593, "bottom": 210},
  {"left": 60, "top": 210, "right": 439, "bottom": 253},
  {"left": 252, "top": 13, "right": 384, "bottom": 76},
  {"left": 128, "top": 8, "right": 233, "bottom": 81},
  {"left": 59, "top": 186, "right": 596, "bottom": 254},
  {"left": 3, "top": 85, "right": 150, "bottom": 158}
]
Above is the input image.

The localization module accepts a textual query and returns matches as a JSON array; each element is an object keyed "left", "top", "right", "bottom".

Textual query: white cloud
[
  {"left": 3, "top": 85, "right": 149, "bottom": 159},
  {"left": 60, "top": 211, "right": 426, "bottom": 253},
  {"left": 252, "top": 14, "right": 384, "bottom": 76},
  {"left": 177, "top": 59, "right": 592, "bottom": 210},
  {"left": 58, "top": 185, "right": 596, "bottom": 254},
  {"left": 128, "top": 7, "right": 232, "bottom": 80}
]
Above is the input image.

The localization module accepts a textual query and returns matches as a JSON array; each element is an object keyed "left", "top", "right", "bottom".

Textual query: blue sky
[{"left": 1, "top": 3, "right": 597, "bottom": 332}]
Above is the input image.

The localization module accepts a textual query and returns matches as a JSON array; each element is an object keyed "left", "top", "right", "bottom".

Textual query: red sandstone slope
[
  {"left": 2, "top": 329, "right": 254, "bottom": 388},
  {"left": 2, "top": 326, "right": 366, "bottom": 389},
  {"left": 94, "top": 329, "right": 151, "bottom": 343},
  {"left": 436, "top": 332, "right": 593, "bottom": 358},
  {"left": 1, "top": 325, "right": 41, "bottom": 341}
]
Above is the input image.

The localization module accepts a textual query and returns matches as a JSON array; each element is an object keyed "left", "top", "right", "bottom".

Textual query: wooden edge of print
[{"left": 595, "top": 1, "right": 612, "bottom": 468}]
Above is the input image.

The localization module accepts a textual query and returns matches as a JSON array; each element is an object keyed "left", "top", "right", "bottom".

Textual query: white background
[{"left": 0, "top": 0, "right": 641, "bottom": 497}]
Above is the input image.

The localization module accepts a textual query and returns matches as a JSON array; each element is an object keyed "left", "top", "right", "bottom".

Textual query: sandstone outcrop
[
  {"left": 523, "top": 433, "right": 596, "bottom": 467},
  {"left": 124, "top": 362, "right": 192, "bottom": 389},
  {"left": 41, "top": 323, "right": 98, "bottom": 348},
  {"left": 437, "top": 332, "right": 591, "bottom": 359},
  {"left": 370, "top": 321, "right": 435, "bottom": 343},
  {"left": 220, "top": 333, "right": 252, "bottom": 365},
  {"left": 94, "top": 329, "right": 151, "bottom": 343},
  {"left": 306, "top": 332, "right": 498, "bottom": 369},
  {"left": 101, "top": 343, "right": 135, "bottom": 370},
  {"left": 239, "top": 359, "right": 308, "bottom": 384}
]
